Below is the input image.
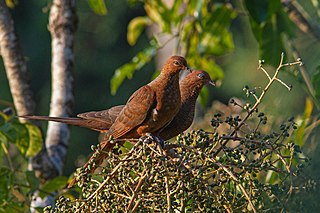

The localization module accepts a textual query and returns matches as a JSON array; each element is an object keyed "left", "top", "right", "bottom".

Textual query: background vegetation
[{"left": 0, "top": 0, "right": 320, "bottom": 212}]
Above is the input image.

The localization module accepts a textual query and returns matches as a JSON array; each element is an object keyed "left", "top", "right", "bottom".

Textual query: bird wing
[
  {"left": 107, "top": 85, "right": 156, "bottom": 139},
  {"left": 77, "top": 105, "right": 124, "bottom": 125}
]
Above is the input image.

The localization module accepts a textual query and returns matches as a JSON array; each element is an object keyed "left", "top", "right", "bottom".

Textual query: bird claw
[{"left": 139, "top": 133, "right": 165, "bottom": 148}]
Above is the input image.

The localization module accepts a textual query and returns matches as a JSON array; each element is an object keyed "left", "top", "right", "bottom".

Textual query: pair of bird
[{"left": 21, "top": 56, "right": 215, "bottom": 188}]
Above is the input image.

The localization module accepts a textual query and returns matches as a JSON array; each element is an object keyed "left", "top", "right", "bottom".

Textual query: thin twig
[
  {"left": 127, "top": 169, "right": 148, "bottom": 211},
  {"left": 214, "top": 54, "right": 302, "bottom": 156}
]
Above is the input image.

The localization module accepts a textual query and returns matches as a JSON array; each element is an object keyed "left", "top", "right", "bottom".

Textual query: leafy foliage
[
  {"left": 111, "top": 0, "right": 236, "bottom": 101},
  {"left": 0, "top": 109, "right": 69, "bottom": 211},
  {"left": 244, "top": 0, "right": 295, "bottom": 67},
  {"left": 88, "top": 0, "right": 107, "bottom": 15},
  {"left": 0, "top": 109, "right": 42, "bottom": 158}
]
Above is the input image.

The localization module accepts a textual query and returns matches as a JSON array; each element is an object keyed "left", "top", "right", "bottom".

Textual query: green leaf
[
  {"left": 127, "top": 16, "right": 150, "bottom": 46},
  {"left": 0, "top": 132, "right": 8, "bottom": 158},
  {"left": 187, "top": 0, "right": 203, "bottom": 18},
  {"left": 0, "top": 167, "right": 12, "bottom": 200},
  {"left": 311, "top": 66, "right": 320, "bottom": 105},
  {"left": 0, "top": 122, "right": 18, "bottom": 143},
  {"left": 245, "top": 0, "right": 294, "bottom": 66},
  {"left": 189, "top": 55, "right": 224, "bottom": 81},
  {"left": 198, "top": 86, "right": 209, "bottom": 108},
  {"left": 5, "top": 0, "right": 15, "bottom": 8},
  {"left": 111, "top": 43, "right": 157, "bottom": 95},
  {"left": 144, "top": 1, "right": 171, "bottom": 33},
  {"left": 295, "top": 98, "right": 313, "bottom": 146},
  {"left": 11, "top": 123, "right": 29, "bottom": 156},
  {"left": 25, "top": 123, "right": 42, "bottom": 157},
  {"left": 26, "top": 170, "right": 40, "bottom": 193},
  {"left": 199, "top": 5, "right": 237, "bottom": 55},
  {"left": 88, "top": 0, "right": 107, "bottom": 15},
  {"left": 244, "top": 0, "right": 281, "bottom": 24},
  {"left": 170, "top": 0, "right": 184, "bottom": 25},
  {"left": 39, "top": 176, "right": 68, "bottom": 198},
  {"left": 259, "top": 16, "right": 284, "bottom": 66}
]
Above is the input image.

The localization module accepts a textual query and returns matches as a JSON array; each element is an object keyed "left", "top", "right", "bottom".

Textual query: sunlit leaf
[
  {"left": 200, "top": 30, "right": 234, "bottom": 55},
  {"left": 170, "top": 0, "right": 184, "bottom": 25},
  {"left": 0, "top": 132, "right": 8, "bottom": 158},
  {"left": 127, "top": 16, "right": 150, "bottom": 46},
  {"left": 88, "top": 0, "right": 107, "bottom": 15},
  {"left": 5, "top": 0, "right": 15, "bottom": 8},
  {"left": 187, "top": 0, "right": 203, "bottom": 18},
  {"left": 39, "top": 176, "right": 68, "bottom": 198},
  {"left": 144, "top": 1, "right": 171, "bottom": 33},
  {"left": 295, "top": 98, "right": 313, "bottom": 146},
  {"left": 199, "top": 5, "right": 237, "bottom": 55},
  {"left": 189, "top": 56, "right": 224, "bottom": 80},
  {"left": 25, "top": 123, "right": 42, "bottom": 157}
]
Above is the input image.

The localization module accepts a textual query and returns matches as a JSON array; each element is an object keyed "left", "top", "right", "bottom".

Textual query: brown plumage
[
  {"left": 19, "top": 105, "right": 123, "bottom": 132},
  {"left": 20, "top": 68, "right": 216, "bottom": 188},
  {"left": 71, "top": 56, "right": 189, "bottom": 187},
  {"left": 19, "top": 70, "right": 213, "bottom": 139},
  {"left": 159, "top": 70, "right": 214, "bottom": 140}
]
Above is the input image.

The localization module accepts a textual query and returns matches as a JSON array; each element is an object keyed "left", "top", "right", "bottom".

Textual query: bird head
[
  {"left": 185, "top": 70, "right": 215, "bottom": 87},
  {"left": 162, "top": 56, "right": 191, "bottom": 75}
]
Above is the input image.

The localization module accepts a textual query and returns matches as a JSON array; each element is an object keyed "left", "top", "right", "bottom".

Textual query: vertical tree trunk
[
  {"left": 45, "top": 0, "right": 77, "bottom": 176},
  {"left": 30, "top": 0, "right": 77, "bottom": 209},
  {"left": 0, "top": 0, "right": 36, "bottom": 119}
]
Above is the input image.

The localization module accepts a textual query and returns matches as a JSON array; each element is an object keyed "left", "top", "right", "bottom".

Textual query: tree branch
[{"left": 0, "top": 0, "right": 37, "bottom": 120}]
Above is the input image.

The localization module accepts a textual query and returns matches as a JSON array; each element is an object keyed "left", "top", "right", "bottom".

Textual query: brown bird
[
  {"left": 159, "top": 70, "right": 214, "bottom": 140},
  {"left": 20, "top": 70, "right": 214, "bottom": 139},
  {"left": 65, "top": 56, "right": 189, "bottom": 187},
  {"left": 21, "top": 69, "right": 214, "bottom": 188}
]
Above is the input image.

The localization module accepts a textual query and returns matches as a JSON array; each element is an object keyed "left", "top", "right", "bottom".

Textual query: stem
[{"left": 214, "top": 54, "right": 302, "bottom": 156}]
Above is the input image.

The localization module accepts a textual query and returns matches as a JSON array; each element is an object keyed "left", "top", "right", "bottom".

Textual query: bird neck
[
  {"left": 180, "top": 81, "right": 202, "bottom": 104},
  {"left": 149, "top": 71, "right": 180, "bottom": 88}
]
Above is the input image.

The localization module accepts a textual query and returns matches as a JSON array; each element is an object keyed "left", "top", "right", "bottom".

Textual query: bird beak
[
  {"left": 208, "top": 80, "right": 216, "bottom": 86},
  {"left": 186, "top": 66, "right": 192, "bottom": 73}
]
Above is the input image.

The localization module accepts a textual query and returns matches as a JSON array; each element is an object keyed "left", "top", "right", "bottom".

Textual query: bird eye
[
  {"left": 173, "top": 60, "right": 180, "bottom": 66},
  {"left": 197, "top": 73, "right": 205, "bottom": 79}
]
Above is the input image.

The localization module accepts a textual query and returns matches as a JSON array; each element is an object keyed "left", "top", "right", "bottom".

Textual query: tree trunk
[
  {"left": 45, "top": 0, "right": 77, "bottom": 177},
  {"left": 30, "top": 0, "right": 77, "bottom": 209},
  {"left": 0, "top": 0, "right": 36, "bottom": 119}
]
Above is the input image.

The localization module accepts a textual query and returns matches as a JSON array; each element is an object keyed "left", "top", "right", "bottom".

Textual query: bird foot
[{"left": 139, "top": 133, "right": 165, "bottom": 148}]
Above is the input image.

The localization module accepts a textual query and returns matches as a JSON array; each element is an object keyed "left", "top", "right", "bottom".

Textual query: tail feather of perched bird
[
  {"left": 18, "top": 105, "right": 123, "bottom": 132},
  {"left": 67, "top": 56, "right": 190, "bottom": 188}
]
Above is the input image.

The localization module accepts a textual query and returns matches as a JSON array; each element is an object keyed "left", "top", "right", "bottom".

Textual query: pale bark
[
  {"left": 0, "top": 0, "right": 36, "bottom": 119},
  {"left": 45, "top": 0, "right": 77, "bottom": 176},
  {"left": 31, "top": 0, "right": 77, "bottom": 209}
]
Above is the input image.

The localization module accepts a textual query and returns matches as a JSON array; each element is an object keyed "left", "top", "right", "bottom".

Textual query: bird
[
  {"left": 21, "top": 68, "right": 215, "bottom": 188},
  {"left": 19, "top": 70, "right": 214, "bottom": 140},
  {"left": 159, "top": 70, "right": 215, "bottom": 140}
]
